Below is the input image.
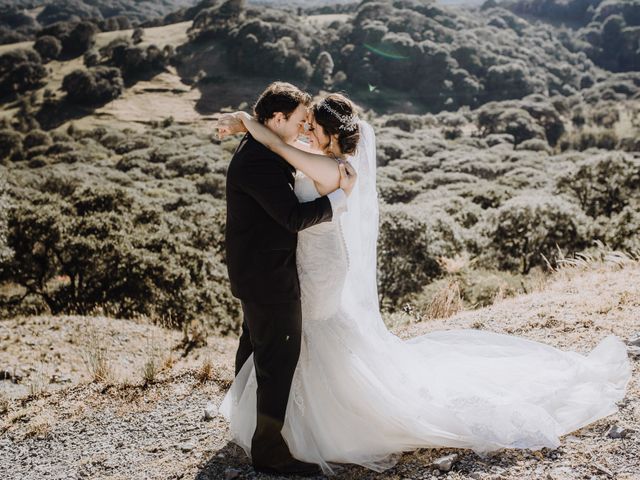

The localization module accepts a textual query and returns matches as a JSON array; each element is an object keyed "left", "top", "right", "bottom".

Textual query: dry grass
[
  {"left": 141, "top": 330, "right": 168, "bottom": 386},
  {"left": 27, "top": 362, "right": 49, "bottom": 398},
  {"left": 548, "top": 241, "right": 640, "bottom": 277},
  {"left": 77, "top": 320, "right": 113, "bottom": 383},
  {"left": 424, "top": 280, "right": 465, "bottom": 320},
  {"left": 196, "top": 357, "right": 214, "bottom": 384},
  {"left": 24, "top": 413, "right": 52, "bottom": 439},
  {"left": 437, "top": 254, "right": 473, "bottom": 275}
]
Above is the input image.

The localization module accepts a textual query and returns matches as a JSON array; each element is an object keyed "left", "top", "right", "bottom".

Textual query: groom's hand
[{"left": 339, "top": 162, "right": 357, "bottom": 196}]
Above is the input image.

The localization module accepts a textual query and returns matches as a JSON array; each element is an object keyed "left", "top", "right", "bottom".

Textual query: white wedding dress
[{"left": 220, "top": 122, "right": 632, "bottom": 475}]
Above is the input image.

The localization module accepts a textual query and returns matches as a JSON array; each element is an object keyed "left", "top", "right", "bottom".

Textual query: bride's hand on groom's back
[{"left": 339, "top": 161, "right": 357, "bottom": 196}]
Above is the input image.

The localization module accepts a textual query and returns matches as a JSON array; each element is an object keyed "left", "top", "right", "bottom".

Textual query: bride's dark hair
[{"left": 311, "top": 93, "right": 360, "bottom": 156}]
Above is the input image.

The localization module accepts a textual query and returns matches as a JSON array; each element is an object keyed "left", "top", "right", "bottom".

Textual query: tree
[
  {"left": 0, "top": 129, "right": 23, "bottom": 161},
  {"left": 312, "top": 51, "right": 334, "bottom": 87},
  {"left": 62, "top": 21, "right": 98, "bottom": 58},
  {"left": 0, "top": 49, "right": 47, "bottom": 96},
  {"left": 34, "top": 35, "right": 62, "bottom": 62},
  {"left": 62, "top": 67, "right": 124, "bottom": 106}
]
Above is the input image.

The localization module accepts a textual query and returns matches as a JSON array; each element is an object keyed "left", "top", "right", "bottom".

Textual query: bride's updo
[{"left": 311, "top": 93, "right": 360, "bottom": 156}]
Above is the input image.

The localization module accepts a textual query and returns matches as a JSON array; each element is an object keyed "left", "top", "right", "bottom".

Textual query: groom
[{"left": 224, "top": 82, "right": 357, "bottom": 476}]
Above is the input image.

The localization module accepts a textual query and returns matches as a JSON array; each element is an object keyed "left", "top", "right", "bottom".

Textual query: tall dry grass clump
[
  {"left": 77, "top": 320, "right": 113, "bottom": 383},
  {"left": 547, "top": 240, "right": 640, "bottom": 276},
  {"left": 423, "top": 280, "right": 465, "bottom": 320}
]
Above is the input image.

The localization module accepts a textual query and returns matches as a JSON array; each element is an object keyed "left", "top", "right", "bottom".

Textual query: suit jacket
[{"left": 224, "top": 133, "right": 333, "bottom": 304}]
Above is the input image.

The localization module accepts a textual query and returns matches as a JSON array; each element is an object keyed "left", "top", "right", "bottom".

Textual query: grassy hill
[
  {"left": 0, "top": 0, "right": 638, "bottom": 342},
  {"left": 0, "top": 256, "right": 638, "bottom": 479}
]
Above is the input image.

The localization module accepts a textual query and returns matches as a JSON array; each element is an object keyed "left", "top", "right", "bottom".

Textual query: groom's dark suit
[{"left": 225, "top": 133, "right": 334, "bottom": 468}]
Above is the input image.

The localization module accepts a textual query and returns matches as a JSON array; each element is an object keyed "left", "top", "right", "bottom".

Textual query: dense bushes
[
  {"left": 378, "top": 204, "right": 465, "bottom": 303},
  {"left": 96, "top": 38, "right": 173, "bottom": 83},
  {"left": 1, "top": 123, "right": 240, "bottom": 333},
  {"left": 34, "top": 35, "right": 63, "bottom": 62},
  {"left": 38, "top": 20, "right": 98, "bottom": 58},
  {"left": 555, "top": 152, "right": 640, "bottom": 217},
  {"left": 0, "top": 49, "right": 47, "bottom": 97},
  {"left": 2, "top": 187, "right": 238, "bottom": 330},
  {"left": 181, "top": 0, "right": 609, "bottom": 112},
  {"left": 480, "top": 195, "right": 589, "bottom": 273},
  {"left": 508, "top": 0, "right": 640, "bottom": 72},
  {"left": 62, "top": 67, "right": 124, "bottom": 105}
]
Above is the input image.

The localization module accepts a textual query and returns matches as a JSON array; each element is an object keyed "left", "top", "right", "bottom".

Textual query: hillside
[
  {"left": 1, "top": 259, "right": 638, "bottom": 479},
  {"left": 0, "top": 0, "right": 639, "bottom": 397}
]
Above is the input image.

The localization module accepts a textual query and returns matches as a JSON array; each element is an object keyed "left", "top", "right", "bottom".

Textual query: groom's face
[{"left": 271, "top": 104, "right": 308, "bottom": 143}]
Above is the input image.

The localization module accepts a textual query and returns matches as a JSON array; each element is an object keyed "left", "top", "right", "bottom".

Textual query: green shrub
[
  {"left": 34, "top": 35, "right": 62, "bottom": 62},
  {"left": 480, "top": 194, "right": 589, "bottom": 273},
  {"left": 62, "top": 67, "right": 124, "bottom": 106},
  {"left": 555, "top": 152, "right": 640, "bottom": 218},
  {"left": 23, "top": 130, "right": 52, "bottom": 150},
  {"left": 602, "top": 204, "right": 640, "bottom": 252},
  {"left": 0, "top": 49, "right": 47, "bottom": 96},
  {"left": 2, "top": 187, "right": 240, "bottom": 333},
  {"left": 414, "top": 268, "right": 528, "bottom": 310},
  {"left": 0, "top": 129, "right": 23, "bottom": 162},
  {"left": 378, "top": 204, "right": 465, "bottom": 305}
]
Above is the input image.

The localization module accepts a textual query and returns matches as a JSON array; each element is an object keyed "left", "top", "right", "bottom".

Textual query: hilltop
[{"left": 1, "top": 259, "right": 638, "bottom": 479}]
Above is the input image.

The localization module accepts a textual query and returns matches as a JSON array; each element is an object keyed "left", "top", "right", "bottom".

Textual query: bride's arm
[{"left": 220, "top": 111, "right": 340, "bottom": 191}]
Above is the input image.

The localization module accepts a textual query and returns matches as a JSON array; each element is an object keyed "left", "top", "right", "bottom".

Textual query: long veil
[{"left": 340, "top": 120, "right": 390, "bottom": 339}]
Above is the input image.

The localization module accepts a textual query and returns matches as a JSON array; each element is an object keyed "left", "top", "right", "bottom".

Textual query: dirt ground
[{"left": 1, "top": 261, "right": 638, "bottom": 479}]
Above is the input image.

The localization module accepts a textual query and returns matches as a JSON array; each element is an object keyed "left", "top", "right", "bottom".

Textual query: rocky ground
[{"left": 1, "top": 261, "right": 639, "bottom": 480}]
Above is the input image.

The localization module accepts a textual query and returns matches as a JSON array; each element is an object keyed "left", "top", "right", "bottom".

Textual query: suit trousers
[{"left": 235, "top": 299, "right": 302, "bottom": 467}]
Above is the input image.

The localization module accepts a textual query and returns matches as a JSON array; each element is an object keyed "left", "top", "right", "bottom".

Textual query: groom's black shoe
[{"left": 253, "top": 458, "right": 321, "bottom": 477}]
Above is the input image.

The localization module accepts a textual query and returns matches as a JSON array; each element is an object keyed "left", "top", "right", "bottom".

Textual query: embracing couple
[{"left": 217, "top": 82, "right": 631, "bottom": 477}]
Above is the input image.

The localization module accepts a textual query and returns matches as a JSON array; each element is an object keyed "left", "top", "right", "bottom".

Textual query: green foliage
[
  {"left": 98, "top": 39, "right": 172, "bottom": 83},
  {"left": 507, "top": 0, "right": 640, "bottom": 71},
  {"left": 555, "top": 152, "right": 640, "bottom": 218},
  {"left": 480, "top": 194, "right": 589, "bottom": 273},
  {"left": 378, "top": 204, "right": 465, "bottom": 304},
  {"left": 34, "top": 35, "right": 62, "bottom": 62},
  {"left": 602, "top": 203, "right": 640, "bottom": 252},
  {"left": 2, "top": 186, "right": 239, "bottom": 333},
  {"left": 0, "top": 129, "right": 23, "bottom": 162},
  {"left": 179, "top": 0, "right": 615, "bottom": 113},
  {"left": 62, "top": 67, "right": 124, "bottom": 106},
  {"left": 477, "top": 105, "right": 547, "bottom": 145},
  {"left": 0, "top": 49, "right": 47, "bottom": 97}
]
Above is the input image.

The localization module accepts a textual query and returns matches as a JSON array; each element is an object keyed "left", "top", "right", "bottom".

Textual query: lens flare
[{"left": 364, "top": 43, "right": 410, "bottom": 60}]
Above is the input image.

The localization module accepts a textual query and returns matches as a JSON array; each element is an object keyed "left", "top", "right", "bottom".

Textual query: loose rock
[
  {"left": 433, "top": 453, "right": 459, "bottom": 472},
  {"left": 224, "top": 468, "right": 241, "bottom": 479},
  {"left": 178, "top": 441, "right": 196, "bottom": 452},
  {"left": 606, "top": 425, "right": 630, "bottom": 439},
  {"left": 204, "top": 402, "right": 218, "bottom": 421}
]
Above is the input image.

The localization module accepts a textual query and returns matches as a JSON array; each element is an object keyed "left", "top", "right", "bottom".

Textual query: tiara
[{"left": 318, "top": 100, "right": 359, "bottom": 132}]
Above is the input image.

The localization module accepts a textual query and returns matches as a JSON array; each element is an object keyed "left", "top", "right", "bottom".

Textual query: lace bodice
[{"left": 294, "top": 171, "right": 348, "bottom": 322}]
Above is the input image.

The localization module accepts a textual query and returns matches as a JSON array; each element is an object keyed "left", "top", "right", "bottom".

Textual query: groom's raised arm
[{"left": 239, "top": 158, "right": 337, "bottom": 233}]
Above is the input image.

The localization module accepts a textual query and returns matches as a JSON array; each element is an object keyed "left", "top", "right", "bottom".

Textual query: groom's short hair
[{"left": 253, "top": 82, "right": 311, "bottom": 124}]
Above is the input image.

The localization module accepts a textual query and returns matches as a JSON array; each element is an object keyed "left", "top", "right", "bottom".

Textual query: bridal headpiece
[{"left": 317, "top": 99, "right": 359, "bottom": 132}]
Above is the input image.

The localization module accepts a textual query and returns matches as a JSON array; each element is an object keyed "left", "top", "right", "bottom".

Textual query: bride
[{"left": 216, "top": 93, "right": 632, "bottom": 475}]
